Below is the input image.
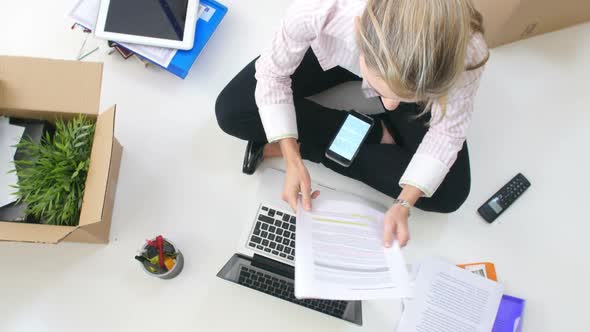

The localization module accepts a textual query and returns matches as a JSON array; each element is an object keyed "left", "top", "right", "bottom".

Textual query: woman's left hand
[{"left": 383, "top": 203, "right": 410, "bottom": 248}]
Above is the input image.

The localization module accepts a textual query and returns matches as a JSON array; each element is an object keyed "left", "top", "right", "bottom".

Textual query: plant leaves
[{"left": 10, "top": 115, "right": 95, "bottom": 226}]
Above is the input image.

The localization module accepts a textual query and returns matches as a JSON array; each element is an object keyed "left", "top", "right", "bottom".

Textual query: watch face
[{"left": 393, "top": 199, "right": 411, "bottom": 214}]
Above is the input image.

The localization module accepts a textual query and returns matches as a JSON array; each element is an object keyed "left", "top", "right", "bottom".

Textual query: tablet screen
[{"left": 104, "top": 0, "right": 189, "bottom": 41}]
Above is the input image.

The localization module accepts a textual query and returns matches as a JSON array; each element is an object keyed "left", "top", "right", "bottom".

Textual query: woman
[{"left": 215, "top": 0, "right": 489, "bottom": 248}]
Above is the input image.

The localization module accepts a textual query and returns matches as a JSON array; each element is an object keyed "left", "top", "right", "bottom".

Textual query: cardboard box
[
  {"left": 473, "top": 0, "right": 590, "bottom": 47},
  {"left": 0, "top": 56, "right": 122, "bottom": 244}
]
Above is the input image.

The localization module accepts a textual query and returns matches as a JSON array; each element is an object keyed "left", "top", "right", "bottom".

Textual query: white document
[
  {"left": 69, "top": 0, "right": 215, "bottom": 68},
  {"left": 69, "top": 0, "right": 100, "bottom": 30},
  {"left": 397, "top": 258, "right": 504, "bottom": 332},
  {"left": 0, "top": 117, "right": 25, "bottom": 207},
  {"left": 295, "top": 199, "right": 411, "bottom": 300}
]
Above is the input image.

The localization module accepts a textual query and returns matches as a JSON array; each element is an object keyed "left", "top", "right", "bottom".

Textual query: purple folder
[{"left": 492, "top": 295, "right": 525, "bottom": 332}]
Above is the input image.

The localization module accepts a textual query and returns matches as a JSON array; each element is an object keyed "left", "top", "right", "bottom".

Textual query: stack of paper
[
  {"left": 397, "top": 258, "right": 504, "bottom": 332},
  {"left": 295, "top": 199, "right": 412, "bottom": 300},
  {"left": 0, "top": 117, "right": 25, "bottom": 207}
]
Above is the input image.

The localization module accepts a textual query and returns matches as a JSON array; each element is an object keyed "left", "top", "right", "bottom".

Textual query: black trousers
[{"left": 215, "top": 50, "right": 471, "bottom": 213}]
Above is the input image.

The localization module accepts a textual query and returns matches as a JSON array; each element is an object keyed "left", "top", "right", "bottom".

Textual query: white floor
[{"left": 1, "top": 1, "right": 590, "bottom": 331}]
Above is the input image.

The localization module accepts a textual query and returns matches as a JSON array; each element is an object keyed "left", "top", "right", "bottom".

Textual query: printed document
[
  {"left": 295, "top": 199, "right": 411, "bottom": 300},
  {"left": 397, "top": 258, "right": 504, "bottom": 332}
]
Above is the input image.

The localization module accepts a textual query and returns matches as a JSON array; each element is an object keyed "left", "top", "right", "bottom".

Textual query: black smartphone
[{"left": 325, "top": 111, "right": 374, "bottom": 167}]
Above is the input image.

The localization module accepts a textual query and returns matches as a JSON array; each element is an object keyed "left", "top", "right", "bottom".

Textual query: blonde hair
[{"left": 357, "top": 0, "right": 489, "bottom": 116}]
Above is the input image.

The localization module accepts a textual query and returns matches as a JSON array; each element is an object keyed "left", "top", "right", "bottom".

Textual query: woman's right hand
[{"left": 279, "top": 138, "right": 320, "bottom": 212}]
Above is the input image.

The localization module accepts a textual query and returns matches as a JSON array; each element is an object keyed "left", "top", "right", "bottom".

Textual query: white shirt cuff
[
  {"left": 399, "top": 154, "right": 450, "bottom": 197},
  {"left": 258, "top": 104, "right": 299, "bottom": 143}
]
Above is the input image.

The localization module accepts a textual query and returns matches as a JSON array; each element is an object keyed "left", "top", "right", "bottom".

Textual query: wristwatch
[{"left": 393, "top": 198, "right": 412, "bottom": 216}]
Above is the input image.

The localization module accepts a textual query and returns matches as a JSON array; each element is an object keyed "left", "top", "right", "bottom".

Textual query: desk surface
[{"left": 1, "top": 1, "right": 589, "bottom": 331}]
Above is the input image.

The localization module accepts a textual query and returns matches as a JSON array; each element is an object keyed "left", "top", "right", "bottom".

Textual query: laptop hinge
[{"left": 252, "top": 254, "right": 294, "bottom": 279}]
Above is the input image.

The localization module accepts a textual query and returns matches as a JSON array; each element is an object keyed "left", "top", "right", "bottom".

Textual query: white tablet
[{"left": 95, "top": 0, "right": 199, "bottom": 50}]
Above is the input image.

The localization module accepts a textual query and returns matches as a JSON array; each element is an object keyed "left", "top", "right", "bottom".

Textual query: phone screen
[{"left": 328, "top": 115, "right": 371, "bottom": 160}]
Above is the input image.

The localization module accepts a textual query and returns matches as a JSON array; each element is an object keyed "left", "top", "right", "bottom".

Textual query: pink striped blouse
[{"left": 254, "top": 0, "right": 489, "bottom": 198}]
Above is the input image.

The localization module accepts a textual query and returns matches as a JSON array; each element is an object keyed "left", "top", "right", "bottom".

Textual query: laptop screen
[{"left": 217, "top": 254, "right": 363, "bottom": 326}]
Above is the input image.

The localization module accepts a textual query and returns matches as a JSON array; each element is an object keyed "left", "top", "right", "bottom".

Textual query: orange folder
[{"left": 457, "top": 262, "right": 497, "bottom": 281}]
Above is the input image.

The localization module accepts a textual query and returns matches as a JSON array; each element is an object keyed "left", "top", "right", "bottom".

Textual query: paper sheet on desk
[
  {"left": 295, "top": 199, "right": 411, "bottom": 300},
  {"left": 397, "top": 258, "right": 504, "bottom": 332},
  {"left": 69, "top": 0, "right": 216, "bottom": 67},
  {"left": 0, "top": 117, "right": 25, "bottom": 207}
]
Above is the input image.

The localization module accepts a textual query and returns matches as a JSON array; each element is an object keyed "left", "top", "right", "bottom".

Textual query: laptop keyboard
[
  {"left": 248, "top": 205, "right": 296, "bottom": 262},
  {"left": 238, "top": 266, "right": 348, "bottom": 318}
]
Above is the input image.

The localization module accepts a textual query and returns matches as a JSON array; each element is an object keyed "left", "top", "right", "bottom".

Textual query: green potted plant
[{"left": 11, "top": 115, "right": 96, "bottom": 226}]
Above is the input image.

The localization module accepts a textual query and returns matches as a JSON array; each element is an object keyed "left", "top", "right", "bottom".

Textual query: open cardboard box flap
[
  {"left": 473, "top": 0, "right": 590, "bottom": 47},
  {"left": 0, "top": 223, "right": 76, "bottom": 244},
  {"left": 0, "top": 56, "right": 122, "bottom": 244},
  {"left": 78, "top": 106, "right": 115, "bottom": 227},
  {"left": 0, "top": 56, "right": 102, "bottom": 118},
  {"left": 473, "top": 0, "right": 521, "bottom": 48}
]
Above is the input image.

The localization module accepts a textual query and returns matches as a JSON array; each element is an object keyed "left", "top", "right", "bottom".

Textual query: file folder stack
[{"left": 69, "top": 0, "right": 228, "bottom": 79}]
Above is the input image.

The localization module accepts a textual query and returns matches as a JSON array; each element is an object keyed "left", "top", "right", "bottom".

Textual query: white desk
[{"left": 1, "top": 1, "right": 589, "bottom": 331}]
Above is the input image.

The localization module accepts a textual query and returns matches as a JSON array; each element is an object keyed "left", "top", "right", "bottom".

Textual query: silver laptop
[{"left": 217, "top": 168, "right": 363, "bottom": 325}]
